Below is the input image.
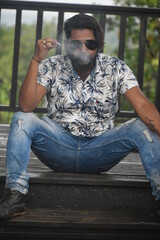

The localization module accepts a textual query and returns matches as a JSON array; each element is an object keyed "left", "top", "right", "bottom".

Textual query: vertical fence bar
[
  {"left": 35, "top": 9, "right": 43, "bottom": 47},
  {"left": 137, "top": 16, "right": 147, "bottom": 90},
  {"left": 118, "top": 15, "right": 127, "bottom": 61},
  {"left": 10, "top": 8, "right": 22, "bottom": 108},
  {"left": 155, "top": 49, "right": 160, "bottom": 112},
  {"left": 99, "top": 14, "right": 106, "bottom": 52},
  {"left": 0, "top": 1, "right": 159, "bottom": 121},
  {"left": 117, "top": 16, "right": 127, "bottom": 117},
  {"left": 56, "top": 10, "right": 64, "bottom": 55}
]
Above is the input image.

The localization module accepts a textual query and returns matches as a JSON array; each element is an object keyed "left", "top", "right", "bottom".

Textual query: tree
[
  {"left": 112, "top": 0, "right": 160, "bottom": 105},
  {"left": 0, "top": 4, "right": 159, "bottom": 123},
  {"left": 0, "top": 26, "right": 15, "bottom": 122},
  {"left": 0, "top": 17, "right": 57, "bottom": 123}
]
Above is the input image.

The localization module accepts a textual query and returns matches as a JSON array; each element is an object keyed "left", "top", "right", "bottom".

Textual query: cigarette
[
  {"left": 56, "top": 42, "right": 61, "bottom": 46},
  {"left": 45, "top": 41, "right": 61, "bottom": 47}
]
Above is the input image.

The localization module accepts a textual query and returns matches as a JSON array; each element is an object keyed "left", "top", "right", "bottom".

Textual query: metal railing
[{"left": 0, "top": 0, "right": 160, "bottom": 120}]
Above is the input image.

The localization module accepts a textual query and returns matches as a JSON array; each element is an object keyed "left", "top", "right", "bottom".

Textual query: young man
[{"left": 0, "top": 14, "right": 160, "bottom": 220}]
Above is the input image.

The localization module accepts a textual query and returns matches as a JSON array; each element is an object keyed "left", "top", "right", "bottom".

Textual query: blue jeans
[{"left": 5, "top": 111, "right": 160, "bottom": 200}]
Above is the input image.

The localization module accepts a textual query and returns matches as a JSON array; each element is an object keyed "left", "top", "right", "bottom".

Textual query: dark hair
[{"left": 64, "top": 14, "right": 104, "bottom": 51}]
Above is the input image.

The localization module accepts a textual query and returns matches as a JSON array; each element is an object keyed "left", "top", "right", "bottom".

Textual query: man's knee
[
  {"left": 120, "top": 118, "right": 146, "bottom": 132},
  {"left": 11, "top": 111, "right": 38, "bottom": 131},
  {"left": 12, "top": 111, "right": 36, "bottom": 122},
  {"left": 128, "top": 118, "right": 159, "bottom": 142},
  {"left": 116, "top": 118, "right": 152, "bottom": 138}
]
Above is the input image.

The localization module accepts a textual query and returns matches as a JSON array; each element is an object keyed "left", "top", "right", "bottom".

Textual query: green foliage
[
  {"left": 0, "top": 26, "right": 14, "bottom": 105},
  {"left": 0, "top": 26, "right": 15, "bottom": 123},
  {"left": 111, "top": 0, "right": 160, "bottom": 112},
  {"left": 0, "top": 17, "right": 57, "bottom": 123},
  {"left": 0, "top": 4, "right": 159, "bottom": 123},
  {"left": 114, "top": 0, "right": 160, "bottom": 7}
]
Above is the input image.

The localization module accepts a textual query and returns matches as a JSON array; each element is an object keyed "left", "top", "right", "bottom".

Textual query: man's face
[{"left": 67, "top": 29, "right": 98, "bottom": 69}]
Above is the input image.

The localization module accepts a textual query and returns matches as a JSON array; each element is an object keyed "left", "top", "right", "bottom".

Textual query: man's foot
[{"left": 0, "top": 189, "right": 26, "bottom": 220}]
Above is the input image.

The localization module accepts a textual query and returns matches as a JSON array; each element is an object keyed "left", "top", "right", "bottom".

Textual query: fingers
[
  {"left": 40, "top": 38, "right": 61, "bottom": 50},
  {"left": 33, "top": 38, "right": 61, "bottom": 62}
]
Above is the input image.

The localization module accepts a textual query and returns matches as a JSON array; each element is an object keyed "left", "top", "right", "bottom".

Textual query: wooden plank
[
  {"left": 3, "top": 208, "right": 160, "bottom": 226},
  {"left": 0, "top": 209, "right": 160, "bottom": 240}
]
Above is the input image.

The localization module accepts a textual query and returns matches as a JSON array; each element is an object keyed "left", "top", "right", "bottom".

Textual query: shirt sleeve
[
  {"left": 117, "top": 60, "right": 139, "bottom": 94},
  {"left": 37, "top": 58, "right": 53, "bottom": 92}
]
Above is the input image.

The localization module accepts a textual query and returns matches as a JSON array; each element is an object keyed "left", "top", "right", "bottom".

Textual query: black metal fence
[{"left": 0, "top": 0, "right": 160, "bottom": 121}]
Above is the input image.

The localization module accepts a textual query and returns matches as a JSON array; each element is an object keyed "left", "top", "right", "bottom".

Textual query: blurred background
[{"left": 0, "top": 0, "right": 160, "bottom": 124}]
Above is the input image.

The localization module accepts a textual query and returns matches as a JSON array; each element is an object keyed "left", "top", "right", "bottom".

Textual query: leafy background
[{"left": 0, "top": 0, "right": 159, "bottom": 123}]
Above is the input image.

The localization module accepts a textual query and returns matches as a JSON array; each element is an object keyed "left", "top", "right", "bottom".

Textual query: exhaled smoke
[{"left": 70, "top": 52, "right": 93, "bottom": 68}]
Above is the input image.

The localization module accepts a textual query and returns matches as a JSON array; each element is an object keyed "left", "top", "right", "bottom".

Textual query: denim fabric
[{"left": 6, "top": 111, "right": 160, "bottom": 200}]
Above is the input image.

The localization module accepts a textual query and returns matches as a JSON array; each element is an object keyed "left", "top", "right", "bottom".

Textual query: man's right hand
[{"left": 33, "top": 38, "right": 59, "bottom": 63}]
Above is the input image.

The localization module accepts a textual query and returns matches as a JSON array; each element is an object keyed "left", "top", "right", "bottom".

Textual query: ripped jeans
[{"left": 5, "top": 111, "right": 160, "bottom": 200}]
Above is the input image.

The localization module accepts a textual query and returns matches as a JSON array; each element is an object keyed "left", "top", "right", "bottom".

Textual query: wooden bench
[{"left": 0, "top": 124, "right": 160, "bottom": 240}]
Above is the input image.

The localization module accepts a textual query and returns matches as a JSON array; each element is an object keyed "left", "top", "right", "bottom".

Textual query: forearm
[
  {"left": 125, "top": 87, "right": 160, "bottom": 137},
  {"left": 19, "top": 58, "right": 39, "bottom": 112},
  {"left": 19, "top": 37, "right": 59, "bottom": 112},
  {"left": 137, "top": 101, "right": 160, "bottom": 137}
]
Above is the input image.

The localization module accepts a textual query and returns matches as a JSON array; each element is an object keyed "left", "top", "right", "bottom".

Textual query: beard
[{"left": 68, "top": 51, "right": 97, "bottom": 70}]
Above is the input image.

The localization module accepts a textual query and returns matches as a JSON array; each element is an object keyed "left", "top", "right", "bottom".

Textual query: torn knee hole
[
  {"left": 17, "top": 119, "right": 23, "bottom": 131},
  {"left": 143, "top": 129, "right": 152, "bottom": 142}
]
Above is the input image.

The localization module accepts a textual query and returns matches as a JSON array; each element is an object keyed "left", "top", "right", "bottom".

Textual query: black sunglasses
[{"left": 69, "top": 40, "right": 98, "bottom": 51}]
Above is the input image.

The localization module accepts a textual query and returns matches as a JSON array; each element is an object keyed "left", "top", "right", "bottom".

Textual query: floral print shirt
[{"left": 37, "top": 53, "right": 139, "bottom": 137}]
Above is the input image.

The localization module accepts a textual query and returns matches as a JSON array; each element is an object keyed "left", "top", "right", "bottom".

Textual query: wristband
[{"left": 32, "top": 56, "right": 40, "bottom": 63}]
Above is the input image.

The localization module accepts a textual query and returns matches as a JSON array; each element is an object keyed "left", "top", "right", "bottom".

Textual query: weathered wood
[
  {"left": 1, "top": 208, "right": 160, "bottom": 227},
  {"left": 0, "top": 124, "right": 159, "bottom": 239},
  {"left": 0, "top": 209, "right": 160, "bottom": 240},
  {"left": 1, "top": 0, "right": 160, "bottom": 118}
]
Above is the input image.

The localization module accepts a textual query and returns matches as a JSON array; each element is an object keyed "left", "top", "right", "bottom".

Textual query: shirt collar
[{"left": 72, "top": 62, "right": 96, "bottom": 79}]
